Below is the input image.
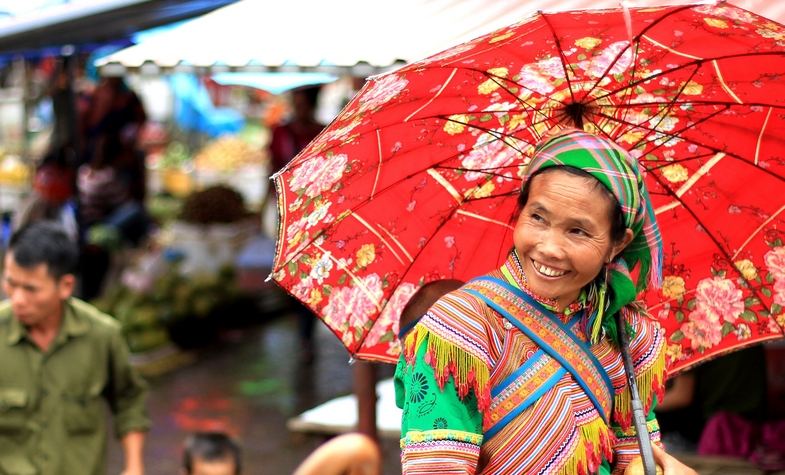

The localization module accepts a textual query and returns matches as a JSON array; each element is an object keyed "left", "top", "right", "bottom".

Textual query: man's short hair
[
  {"left": 8, "top": 221, "right": 78, "bottom": 279},
  {"left": 183, "top": 432, "right": 242, "bottom": 475}
]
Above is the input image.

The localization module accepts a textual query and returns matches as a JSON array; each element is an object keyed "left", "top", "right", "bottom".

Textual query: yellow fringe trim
[
  {"left": 616, "top": 418, "right": 661, "bottom": 438},
  {"left": 613, "top": 344, "right": 667, "bottom": 430},
  {"left": 556, "top": 418, "right": 613, "bottom": 475},
  {"left": 403, "top": 325, "right": 491, "bottom": 408}
]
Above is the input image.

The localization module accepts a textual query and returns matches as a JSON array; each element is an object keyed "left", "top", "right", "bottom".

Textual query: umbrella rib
[
  {"left": 539, "top": 11, "right": 580, "bottom": 113},
  {"left": 594, "top": 51, "right": 785, "bottom": 102},
  {"left": 590, "top": 107, "right": 785, "bottom": 184},
  {"left": 643, "top": 164, "right": 774, "bottom": 318},
  {"left": 580, "top": 4, "right": 697, "bottom": 103}
]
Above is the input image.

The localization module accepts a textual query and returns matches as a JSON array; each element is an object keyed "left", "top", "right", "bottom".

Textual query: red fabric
[{"left": 272, "top": 3, "right": 785, "bottom": 364}]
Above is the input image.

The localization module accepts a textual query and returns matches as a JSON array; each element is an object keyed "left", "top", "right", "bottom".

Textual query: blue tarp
[{"left": 169, "top": 73, "right": 244, "bottom": 137}]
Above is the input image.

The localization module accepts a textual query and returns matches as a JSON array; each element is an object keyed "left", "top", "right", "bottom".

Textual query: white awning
[{"left": 96, "top": 0, "right": 785, "bottom": 74}]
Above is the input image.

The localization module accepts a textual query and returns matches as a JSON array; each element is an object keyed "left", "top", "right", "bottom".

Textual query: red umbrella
[{"left": 272, "top": 2, "right": 785, "bottom": 373}]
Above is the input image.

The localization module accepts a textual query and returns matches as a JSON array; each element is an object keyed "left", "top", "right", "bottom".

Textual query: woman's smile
[{"left": 530, "top": 259, "right": 569, "bottom": 278}]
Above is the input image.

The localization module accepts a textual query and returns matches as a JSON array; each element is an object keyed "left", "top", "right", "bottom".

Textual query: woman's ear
[{"left": 611, "top": 228, "right": 634, "bottom": 260}]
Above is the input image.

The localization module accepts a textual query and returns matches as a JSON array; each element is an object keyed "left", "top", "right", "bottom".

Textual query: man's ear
[{"left": 57, "top": 274, "right": 76, "bottom": 301}]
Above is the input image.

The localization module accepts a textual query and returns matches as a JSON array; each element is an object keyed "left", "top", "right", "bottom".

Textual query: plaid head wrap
[{"left": 522, "top": 128, "right": 663, "bottom": 342}]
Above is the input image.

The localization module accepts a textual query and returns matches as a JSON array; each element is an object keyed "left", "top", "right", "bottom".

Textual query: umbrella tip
[{"left": 265, "top": 273, "right": 273, "bottom": 282}]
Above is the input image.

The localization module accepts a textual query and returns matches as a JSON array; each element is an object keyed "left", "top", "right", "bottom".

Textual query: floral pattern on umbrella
[{"left": 273, "top": 3, "right": 785, "bottom": 370}]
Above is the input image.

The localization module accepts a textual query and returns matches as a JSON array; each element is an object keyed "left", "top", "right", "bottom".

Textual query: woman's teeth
[{"left": 533, "top": 261, "right": 567, "bottom": 277}]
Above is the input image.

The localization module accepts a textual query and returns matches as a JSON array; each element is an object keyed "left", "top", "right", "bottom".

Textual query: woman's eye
[
  {"left": 570, "top": 228, "right": 588, "bottom": 236},
  {"left": 530, "top": 213, "right": 544, "bottom": 222}
]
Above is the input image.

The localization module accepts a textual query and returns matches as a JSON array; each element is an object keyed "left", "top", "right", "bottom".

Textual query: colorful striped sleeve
[{"left": 395, "top": 332, "right": 483, "bottom": 474}]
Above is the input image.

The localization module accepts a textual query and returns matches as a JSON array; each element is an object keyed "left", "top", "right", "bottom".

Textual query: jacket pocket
[
  {"left": 0, "top": 457, "right": 37, "bottom": 475},
  {"left": 0, "top": 389, "right": 31, "bottom": 439},
  {"left": 0, "top": 389, "right": 36, "bottom": 475},
  {"left": 62, "top": 384, "right": 102, "bottom": 435}
]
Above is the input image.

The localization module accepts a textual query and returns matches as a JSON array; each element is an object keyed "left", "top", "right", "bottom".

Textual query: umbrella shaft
[{"left": 616, "top": 312, "right": 657, "bottom": 475}]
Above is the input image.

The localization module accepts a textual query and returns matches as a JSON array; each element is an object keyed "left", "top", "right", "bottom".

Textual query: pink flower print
[
  {"left": 534, "top": 56, "right": 567, "bottom": 79},
  {"left": 358, "top": 74, "right": 409, "bottom": 113},
  {"left": 577, "top": 41, "right": 632, "bottom": 78},
  {"left": 518, "top": 64, "right": 557, "bottom": 96},
  {"left": 317, "top": 117, "right": 361, "bottom": 145},
  {"left": 767, "top": 317, "right": 782, "bottom": 334},
  {"left": 366, "top": 282, "right": 418, "bottom": 348},
  {"left": 322, "top": 273, "right": 384, "bottom": 346},
  {"left": 461, "top": 131, "right": 517, "bottom": 181},
  {"left": 764, "top": 246, "right": 785, "bottom": 281},
  {"left": 773, "top": 278, "right": 785, "bottom": 307},
  {"left": 695, "top": 277, "right": 745, "bottom": 323},
  {"left": 696, "top": 5, "right": 757, "bottom": 25},
  {"left": 291, "top": 277, "right": 314, "bottom": 303},
  {"left": 285, "top": 217, "right": 309, "bottom": 245},
  {"left": 289, "top": 153, "right": 348, "bottom": 198},
  {"left": 681, "top": 307, "right": 723, "bottom": 351}
]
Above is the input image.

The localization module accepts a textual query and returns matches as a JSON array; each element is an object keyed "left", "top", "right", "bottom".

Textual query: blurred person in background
[
  {"left": 12, "top": 156, "right": 78, "bottom": 243},
  {"left": 293, "top": 433, "right": 380, "bottom": 475},
  {"left": 0, "top": 222, "right": 150, "bottom": 475},
  {"left": 655, "top": 345, "right": 785, "bottom": 470},
  {"left": 77, "top": 76, "right": 151, "bottom": 300},
  {"left": 265, "top": 85, "right": 325, "bottom": 363},
  {"left": 182, "top": 432, "right": 242, "bottom": 475}
]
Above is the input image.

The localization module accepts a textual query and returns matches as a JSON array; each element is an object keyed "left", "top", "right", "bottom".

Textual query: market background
[{"left": 0, "top": 1, "right": 782, "bottom": 474}]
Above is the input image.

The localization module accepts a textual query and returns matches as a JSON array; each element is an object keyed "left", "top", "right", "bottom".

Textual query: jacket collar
[{"left": 6, "top": 298, "right": 89, "bottom": 346}]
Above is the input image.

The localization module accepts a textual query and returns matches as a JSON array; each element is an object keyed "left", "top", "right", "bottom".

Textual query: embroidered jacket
[{"left": 394, "top": 253, "right": 666, "bottom": 474}]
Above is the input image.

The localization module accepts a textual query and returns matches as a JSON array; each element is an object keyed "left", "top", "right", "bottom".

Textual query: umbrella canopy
[
  {"left": 271, "top": 2, "right": 785, "bottom": 373},
  {"left": 95, "top": 0, "right": 785, "bottom": 75}
]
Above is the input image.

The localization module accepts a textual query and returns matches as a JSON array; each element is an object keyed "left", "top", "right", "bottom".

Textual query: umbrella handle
[{"left": 615, "top": 312, "right": 657, "bottom": 475}]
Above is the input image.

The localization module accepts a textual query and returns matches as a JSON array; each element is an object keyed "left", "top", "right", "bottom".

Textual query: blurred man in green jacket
[{"left": 0, "top": 221, "right": 150, "bottom": 475}]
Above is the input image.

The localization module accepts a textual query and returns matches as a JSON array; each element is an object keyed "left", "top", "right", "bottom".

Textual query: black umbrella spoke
[
  {"left": 600, "top": 5, "right": 699, "bottom": 99},
  {"left": 540, "top": 12, "right": 581, "bottom": 108},
  {"left": 595, "top": 51, "right": 785, "bottom": 103}
]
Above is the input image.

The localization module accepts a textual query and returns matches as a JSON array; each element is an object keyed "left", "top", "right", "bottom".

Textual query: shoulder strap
[{"left": 465, "top": 276, "right": 614, "bottom": 423}]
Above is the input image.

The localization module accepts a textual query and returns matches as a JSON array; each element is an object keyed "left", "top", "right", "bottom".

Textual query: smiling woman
[
  {"left": 394, "top": 128, "right": 697, "bottom": 474},
  {"left": 513, "top": 169, "right": 632, "bottom": 311}
]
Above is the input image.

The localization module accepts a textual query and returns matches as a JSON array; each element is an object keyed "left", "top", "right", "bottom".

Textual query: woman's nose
[{"left": 537, "top": 231, "right": 567, "bottom": 259}]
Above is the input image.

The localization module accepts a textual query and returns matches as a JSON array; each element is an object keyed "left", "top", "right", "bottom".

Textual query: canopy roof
[
  {"left": 96, "top": 0, "right": 785, "bottom": 74},
  {"left": 0, "top": 0, "right": 237, "bottom": 56}
]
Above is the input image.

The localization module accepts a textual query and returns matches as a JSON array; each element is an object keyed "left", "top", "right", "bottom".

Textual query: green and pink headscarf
[{"left": 523, "top": 128, "right": 663, "bottom": 343}]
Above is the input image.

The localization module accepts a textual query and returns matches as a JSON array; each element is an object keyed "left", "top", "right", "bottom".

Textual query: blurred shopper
[
  {"left": 12, "top": 159, "right": 78, "bottom": 243},
  {"left": 77, "top": 76, "right": 150, "bottom": 300},
  {"left": 656, "top": 345, "right": 768, "bottom": 451},
  {"left": 266, "top": 85, "right": 325, "bottom": 363},
  {"left": 293, "top": 433, "right": 381, "bottom": 475},
  {"left": 268, "top": 85, "right": 324, "bottom": 178},
  {"left": 182, "top": 432, "right": 242, "bottom": 475},
  {"left": 0, "top": 221, "right": 150, "bottom": 475},
  {"left": 655, "top": 345, "right": 785, "bottom": 470}
]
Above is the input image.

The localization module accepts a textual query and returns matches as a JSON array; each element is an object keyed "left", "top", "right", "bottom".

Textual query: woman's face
[{"left": 513, "top": 169, "right": 632, "bottom": 310}]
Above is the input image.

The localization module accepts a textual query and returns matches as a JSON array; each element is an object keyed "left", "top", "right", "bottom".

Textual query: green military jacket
[{"left": 0, "top": 298, "right": 150, "bottom": 475}]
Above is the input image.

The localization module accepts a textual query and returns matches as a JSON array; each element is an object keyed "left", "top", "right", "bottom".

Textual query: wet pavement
[
  {"left": 106, "top": 306, "right": 401, "bottom": 475},
  {"left": 104, "top": 300, "right": 782, "bottom": 475}
]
